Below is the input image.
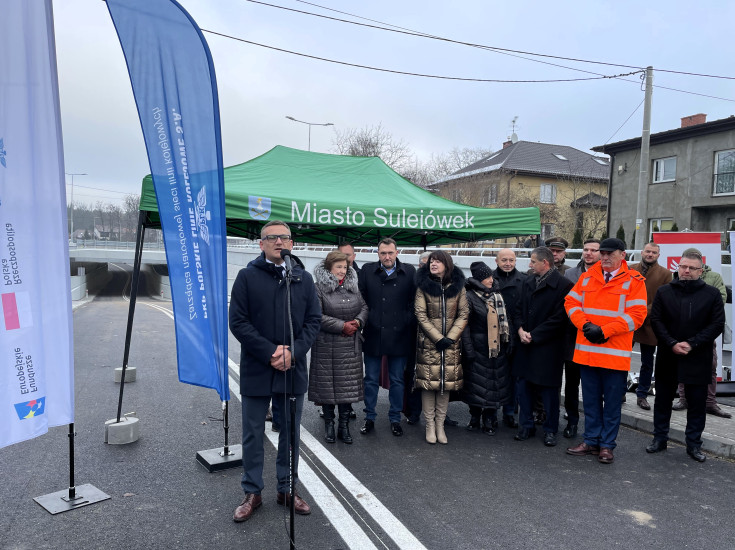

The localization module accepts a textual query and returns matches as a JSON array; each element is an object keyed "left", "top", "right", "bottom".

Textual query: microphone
[{"left": 280, "top": 248, "right": 293, "bottom": 274}]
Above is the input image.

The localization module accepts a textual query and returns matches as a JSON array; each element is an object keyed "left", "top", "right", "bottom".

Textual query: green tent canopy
[{"left": 139, "top": 145, "right": 540, "bottom": 246}]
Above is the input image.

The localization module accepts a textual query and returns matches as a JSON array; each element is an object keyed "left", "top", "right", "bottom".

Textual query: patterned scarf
[
  {"left": 535, "top": 268, "right": 553, "bottom": 289},
  {"left": 474, "top": 289, "right": 510, "bottom": 358},
  {"left": 639, "top": 259, "right": 655, "bottom": 277}
]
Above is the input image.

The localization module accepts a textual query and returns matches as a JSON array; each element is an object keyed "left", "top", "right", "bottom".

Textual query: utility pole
[
  {"left": 634, "top": 66, "right": 653, "bottom": 250},
  {"left": 66, "top": 172, "right": 87, "bottom": 239}
]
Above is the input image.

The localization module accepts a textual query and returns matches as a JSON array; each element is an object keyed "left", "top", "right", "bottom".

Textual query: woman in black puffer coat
[
  {"left": 460, "top": 262, "right": 513, "bottom": 436},
  {"left": 308, "top": 251, "right": 368, "bottom": 444}
]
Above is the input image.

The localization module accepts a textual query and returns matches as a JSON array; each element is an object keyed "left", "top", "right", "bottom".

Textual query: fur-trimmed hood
[
  {"left": 416, "top": 264, "right": 465, "bottom": 298},
  {"left": 313, "top": 261, "right": 359, "bottom": 294}
]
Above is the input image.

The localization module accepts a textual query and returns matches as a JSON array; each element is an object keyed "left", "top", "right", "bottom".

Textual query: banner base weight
[
  {"left": 105, "top": 416, "right": 140, "bottom": 444},
  {"left": 196, "top": 444, "right": 242, "bottom": 472},
  {"left": 34, "top": 483, "right": 110, "bottom": 515}
]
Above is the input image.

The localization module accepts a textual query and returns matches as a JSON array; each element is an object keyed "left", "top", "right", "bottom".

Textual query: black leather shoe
[
  {"left": 502, "top": 415, "right": 518, "bottom": 429},
  {"left": 482, "top": 424, "right": 497, "bottom": 436},
  {"left": 324, "top": 420, "right": 336, "bottom": 444},
  {"left": 406, "top": 415, "right": 421, "bottom": 425},
  {"left": 466, "top": 416, "right": 481, "bottom": 431},
  {"left": 544, "top": 432, "right": 557, "bottom": 447},
  {"left": 563, "top": 423, "right": 578, "bottom": 439},
  {"left": 349, "top": 411, "right": 357, "bottom": 419},
  {"left": 514, "top": 427, "right": 536, "bottom": 441},
  {"left": 391, "top": 422, "right": 403, "bottom": 436},
  {"left": 444, "top": 415, "right": 459, "bottom": 427},
  {"left": 360, "top": 419, "right": 374, "bottom": 435},
  {"left": 687, "top": 447, "right": 706, "bottom": 462},
  {"left": 646, "top": 439, "right": 667, "bottom": 453}
]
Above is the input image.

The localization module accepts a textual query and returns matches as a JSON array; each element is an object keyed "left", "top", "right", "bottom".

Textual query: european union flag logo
[{"left": 14, "top": 397, "right": 45, "bottom": 420}]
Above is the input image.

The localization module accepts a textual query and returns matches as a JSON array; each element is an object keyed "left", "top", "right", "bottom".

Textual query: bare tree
[
  {"left": 123, "top": 194, "right": 140, "bottom": 242},
  {"left": 333, "top": 123, "right": 414, "bottom": 175}
]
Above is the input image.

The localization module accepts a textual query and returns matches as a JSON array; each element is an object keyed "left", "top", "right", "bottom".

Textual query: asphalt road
[{"left": 2, "top": 265, "right": 735, "bottom": 550}]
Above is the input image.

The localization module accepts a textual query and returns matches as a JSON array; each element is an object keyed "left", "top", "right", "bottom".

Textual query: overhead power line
[
  {"left": 65, "top": 182, "right": 137, "bottom": 195},
  {"left": 202, "top": 28, "right": 642, "bottom": 83},
  {"left": 247, "top": 0, "right": 735, "bottom": 81}
]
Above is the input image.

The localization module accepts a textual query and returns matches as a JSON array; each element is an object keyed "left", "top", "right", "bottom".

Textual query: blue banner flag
[{"left": 107, "top": 0, "right": 229, "bottom": 400}]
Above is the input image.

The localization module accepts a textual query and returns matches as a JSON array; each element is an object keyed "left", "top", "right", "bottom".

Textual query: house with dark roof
[
  {"left": 593, "top": 114, "right": 735, "bottom": 245},
  {"left": 429, "top": 137, "right": 609, "bottom": 243}
]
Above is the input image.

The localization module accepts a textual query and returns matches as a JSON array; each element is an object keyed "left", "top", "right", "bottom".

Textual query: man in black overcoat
[
  {"left": 230, "top": 221, "right": 321, "bottom": 521},
  {"left": 358, "top": 237, "right": 416, "bottom": 437},
  {"left": 647, "top": 249, "right": 725, "bottom": 462},
  {"left": 512, "top": 246, "right": 574, "bottom": 447}
]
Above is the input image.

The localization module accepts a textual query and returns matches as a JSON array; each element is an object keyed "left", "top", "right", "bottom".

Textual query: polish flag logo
[{"left": 2, "top": 291, "right": 32, "bottom": 330}]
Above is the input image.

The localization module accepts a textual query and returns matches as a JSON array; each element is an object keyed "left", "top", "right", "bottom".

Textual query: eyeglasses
[
  {"left": 678, "top": 265, "right": 702, "bottom": 271},
  {"left": 262, "top": 234, "right": 292, "bottom": 242}
]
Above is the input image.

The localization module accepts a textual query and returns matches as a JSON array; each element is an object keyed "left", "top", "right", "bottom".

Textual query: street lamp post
[
  {"left": 285, "top": 116, "right": 334, "bottom": 151},
  {"left": 66, "top": 172, "right": 87, "bottom": 239}
]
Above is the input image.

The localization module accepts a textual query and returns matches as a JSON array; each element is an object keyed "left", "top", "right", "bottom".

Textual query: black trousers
[
  {"left": 653, "top": 374, "right": 707, "bottom": 449},
  {"left": 322, "top": 403, "right": 351, "bottom": 421},
  {"left": 564, "top": 361, "right": 581, "bottom": 426}
]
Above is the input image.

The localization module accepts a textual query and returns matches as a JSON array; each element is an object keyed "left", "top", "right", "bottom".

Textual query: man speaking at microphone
[{"left": 229, "top": 220, "right": 321, "bottom": 522}]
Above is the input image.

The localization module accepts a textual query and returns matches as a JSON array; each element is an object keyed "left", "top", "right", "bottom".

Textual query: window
[
  {"left": 540, "top": 183, "right": 557, "bottom": 204},
  {"left": 484, "top": 184, "right": 498, "bottom": 206},
  {"left": 541, "top": 223, "right": 555, "bottom": 241},
  {"left": 652, "top": 157, "right": 676, "bottom": 183},
  {"left": 648, "top": 217, "right": 674, "bottom": 241},
  {"left": 553, "top": 153, "right": 568, "bottom": 161},
  {"left": 575, "top": 211, "right": 584, "bottom": 231},
  {"left": 714, "top": 149, "right": 735, "bottom": 195}
]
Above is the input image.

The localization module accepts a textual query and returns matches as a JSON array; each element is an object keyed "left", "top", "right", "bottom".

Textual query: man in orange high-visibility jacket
[{"left": 564, "top": 238, "right": 647, "bottom": 464}]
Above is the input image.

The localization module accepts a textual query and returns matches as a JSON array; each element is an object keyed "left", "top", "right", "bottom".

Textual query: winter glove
[
  {"left": 435, "top": 337, "right": 454, "bottom": 351},
  {"left": 583, "top": 322, "right": 608, "bottom": 344},
  {"left": 342, "top": 320, "right": 358, "bottom": 336}
]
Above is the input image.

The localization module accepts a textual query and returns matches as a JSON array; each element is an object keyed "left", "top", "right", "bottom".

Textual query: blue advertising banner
[{"left": 107, "top": 0, "right": 229, "bottom": 400}]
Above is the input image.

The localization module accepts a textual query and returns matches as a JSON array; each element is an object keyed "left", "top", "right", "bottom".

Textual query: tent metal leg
[{"left": 115, "top": 211, "right": 147, "bottom": 423}]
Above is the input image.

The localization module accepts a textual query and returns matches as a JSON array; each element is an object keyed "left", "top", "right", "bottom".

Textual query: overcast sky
[{"left": 53, "top": 0, "right": 734, "bottom": 206}]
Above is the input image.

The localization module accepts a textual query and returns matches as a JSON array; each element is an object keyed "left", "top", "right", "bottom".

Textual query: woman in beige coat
[{"left": 415, "top": 250, "right": 469, "bottom": 444}]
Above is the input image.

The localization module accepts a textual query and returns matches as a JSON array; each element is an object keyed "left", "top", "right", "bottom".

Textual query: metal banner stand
[
  {"left": 196, "top": 400, "right": 243, "bottom": 472},
  {"left": 34, "top": 424, "right": 110, "bottom": 514}
]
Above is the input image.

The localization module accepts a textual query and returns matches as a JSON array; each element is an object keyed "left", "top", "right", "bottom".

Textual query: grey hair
[{"left": 531, "top": 246, "right": 554, "bottom": 267}]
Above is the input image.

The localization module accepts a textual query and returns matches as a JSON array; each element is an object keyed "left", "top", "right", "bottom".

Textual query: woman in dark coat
[
  {"left": 308, "top": 251, "right": 368, "bottom": 444},
  {"left": 415, "top": 250, "right": 469, "bottom": 445},
  {"left": 461, "top": 262, "right": 513, "bottom": 436}
]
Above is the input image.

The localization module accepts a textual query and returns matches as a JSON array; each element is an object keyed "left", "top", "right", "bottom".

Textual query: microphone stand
[{"left": 281, "top": 254, "right": 297, "bottom": 550}]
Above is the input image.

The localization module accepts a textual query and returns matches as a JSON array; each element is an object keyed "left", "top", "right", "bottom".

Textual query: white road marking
[
  {"left": 143, "top": 302, "right": 174, "bottom": 319},
  {"left": 300, "top": 430, "right": 427, "bottom": 550}
]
